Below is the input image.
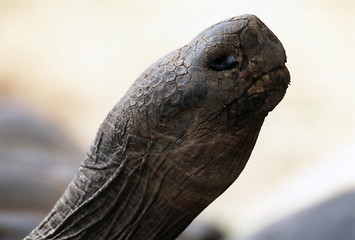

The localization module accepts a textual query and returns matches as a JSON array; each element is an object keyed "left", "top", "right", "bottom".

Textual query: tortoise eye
[{"left": 207, "top": 55, "right": 239, "bottom": 71}]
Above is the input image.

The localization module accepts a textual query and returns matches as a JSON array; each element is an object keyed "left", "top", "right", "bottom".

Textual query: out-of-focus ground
[{"left": 0, "top": 0, "right": 354, "bottom": 239}]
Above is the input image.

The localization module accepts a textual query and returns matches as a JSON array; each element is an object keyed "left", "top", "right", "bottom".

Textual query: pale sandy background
[{"left": 0, "top": 0, "right": 354, "bottom": 238}]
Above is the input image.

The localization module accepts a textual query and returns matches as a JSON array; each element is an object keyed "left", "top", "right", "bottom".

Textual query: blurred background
[{"left": 0, "top": 0, "right": 354, "bottom": 239}]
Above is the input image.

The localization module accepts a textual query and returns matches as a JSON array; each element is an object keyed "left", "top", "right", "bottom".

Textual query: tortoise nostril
[{"left": 208, "top": 55, "right": 239, "bottom": 71}]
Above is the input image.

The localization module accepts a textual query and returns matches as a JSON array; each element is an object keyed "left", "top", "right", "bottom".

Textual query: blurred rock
[
  {"left": 0, "top": 211, "right": 43, "bottom": 240},
  {"left": 241, "top": 190, "right": 355, "bottom": 240},
  {"left": 0, "top": 99, "right": 84, "bottom": 239},
  {"left": 178, "top": 221, "right": 225, "bottom": 240}
]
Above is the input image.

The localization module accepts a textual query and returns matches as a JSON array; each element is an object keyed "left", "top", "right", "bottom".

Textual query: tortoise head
[
  {"left": 182, "top": 14, "right": 290, "bottom": 127},
  {"left": 118, "top": 14, "right": 290, "bottom": 209},
  {"left": 122, "top": 15, "right": 289, "bottom": 140}
]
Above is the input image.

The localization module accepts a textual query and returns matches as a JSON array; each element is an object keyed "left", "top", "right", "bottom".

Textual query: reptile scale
[{"left": 25, "top": 14, "right": 290, "bottom": 240}]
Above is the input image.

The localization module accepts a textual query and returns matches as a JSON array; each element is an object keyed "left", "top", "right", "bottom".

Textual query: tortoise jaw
[
  {"left": 235, "top": 66, "right": 290, "bottom": 122},
  {"left": 255, "top": 66, "right": 290, "bottom": 115}
]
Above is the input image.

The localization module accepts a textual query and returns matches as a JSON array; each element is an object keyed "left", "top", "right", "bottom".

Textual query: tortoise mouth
[
  {"left": 256, "top": 66, "right": 290, "bottom": 113},
  {"left": 268, "top": 66, "right": 290, "bottom": 89},
  {"left": 263, "top": 66, "right": 290, "bottom": 101},
  {"left": 236, "top": 66, "right": 290, "bottom": 120}
]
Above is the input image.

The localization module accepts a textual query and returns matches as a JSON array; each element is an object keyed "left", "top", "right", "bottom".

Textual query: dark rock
[
  {"left": 243, "top": 190, "right": 355, "bottom": 240},
  {"left": 178, "top": 221, "right": 225, "bottom": 240}
]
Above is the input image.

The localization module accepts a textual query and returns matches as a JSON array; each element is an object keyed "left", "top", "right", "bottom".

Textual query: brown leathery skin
[{"left": 25, "top": 14, "right": 290, "bottom": 240}]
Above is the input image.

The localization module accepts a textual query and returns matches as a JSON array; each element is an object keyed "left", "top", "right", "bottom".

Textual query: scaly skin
[{"left": 25, "top": 14, "right": 290, "bottom": 240}]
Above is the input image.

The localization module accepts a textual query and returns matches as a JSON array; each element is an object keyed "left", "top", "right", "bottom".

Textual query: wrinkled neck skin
[{"left": 26, "top": 14, "right": 289, "bottom": 240}]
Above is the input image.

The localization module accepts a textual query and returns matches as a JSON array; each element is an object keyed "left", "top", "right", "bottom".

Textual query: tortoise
[{"left": 25, "top": 14, "right": 290, "bottom": 240}]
